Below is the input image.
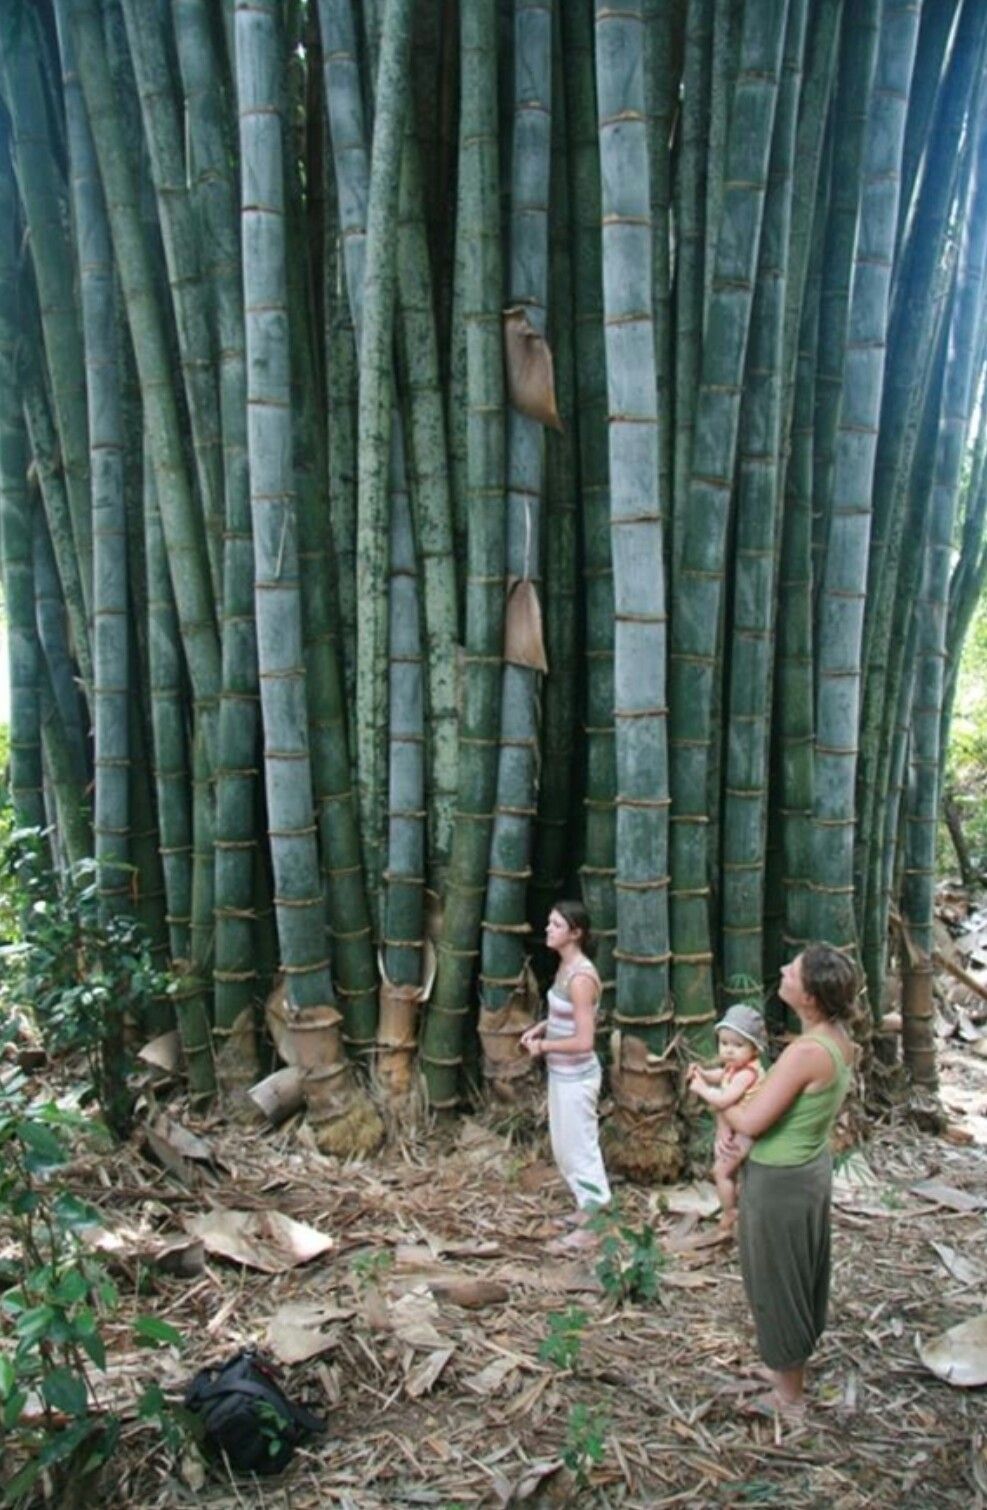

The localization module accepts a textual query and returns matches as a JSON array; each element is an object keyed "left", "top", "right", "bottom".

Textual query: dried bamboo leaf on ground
[
  {"left": 265, "top": 1302, "right": 356, "bottom": 1364},
  {"left": 404, "top": 1347, "right": 454, "bottom": 1398},
  {"left": 659, "top": 1181, "right": 720, "bottom": 1218},
  {"left": 930, "top": 1240, "right": 985, "bottom": 1286},
  {"left": 917, "top": 1313, "right": 987, "bottom": 1386},
  {"left": 909, "top": 1178, "right": 987, "bottom": 1211},
  {"left": 184, "top": 1208, "right": 334, "bottom": 1271},
  {"left": 389, "top": 1287, "right": 449, "bottom": 1349}
]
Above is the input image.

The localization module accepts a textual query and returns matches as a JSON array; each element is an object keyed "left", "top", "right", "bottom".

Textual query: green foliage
[
  {"left": 0, "top": 1046, "right": 182, "bottom": 1502},
  {"left": 349, "top": 1248, "right": 394, "bottom": 1293},
  {"left": 562, "top": 1402, "right": 608, "bottom": 1486},
  {"left": 589, "top": 1201, "right": 664, "bottom": 1304},
  {"left": 538, "top": 1307, "right": 587, "bottom": 1371},
  {"left": 0, "top": 832, "right": 168, "bottom": 1134}
]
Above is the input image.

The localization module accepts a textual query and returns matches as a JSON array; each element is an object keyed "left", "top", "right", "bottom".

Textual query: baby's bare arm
[{"left": 692, "top": 1067, "right": 757, "bottom": 1110}]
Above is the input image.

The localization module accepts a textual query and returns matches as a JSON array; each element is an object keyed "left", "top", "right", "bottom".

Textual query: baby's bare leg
[{"left": 713, "top": 1119, "right": 752, "bottom": 1227}]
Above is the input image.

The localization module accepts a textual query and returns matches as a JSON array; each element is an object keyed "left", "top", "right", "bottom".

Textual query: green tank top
[{"left": 749, "top": 1030, "right": 851, "bottom": 1168}]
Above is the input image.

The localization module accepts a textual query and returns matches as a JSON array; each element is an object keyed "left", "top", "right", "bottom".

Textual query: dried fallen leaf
[
  {"left": 462, "top": 1356, "right": 517, "bottom": 1396},
  {"left": 265, "top": 1302, "right": 355, "bottom": 1365},
  {"left": 404, "top": 1346, "right": 454, "bottom": 1398},
  {"left": 184, "top": 1208, "right": 333, "bottom": 1272},
  {"left": 662, "top": 1270, "right": 717, "bottom": 1289},
  {"left": 661, "top": 1181, "right": 720, "bottom": 1218},
  {"left": 930, "top": 1241, "right": 984, "bottom": 1286},
  {"left": 917, "top": 1313, "right": 987, "bottom": 1387},
  {"left": 150, "top": 1115, "right": 217, "bottom": 1164},
  {"left": 390, "top": 1287, "right": 448, "bottom": 1350},
  {"left": 910, "top": 1179, "right": 986, "bottom": 1212},
  {"left": 512, "top": 1458, "right": 563, "bottom": 1501}
]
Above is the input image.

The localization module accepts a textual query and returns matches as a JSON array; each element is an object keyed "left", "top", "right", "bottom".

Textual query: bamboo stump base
[{"left": 310, "top": 1095, "right": 385, "bottom": 1157}]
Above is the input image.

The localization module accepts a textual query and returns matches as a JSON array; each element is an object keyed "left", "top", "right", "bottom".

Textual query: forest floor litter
[
  {"left": 9, "top": 1053, "right": 983, "bottom": 1506},
  {"left": 7, "top": 908, "right": 987, "bottom": 1508}
]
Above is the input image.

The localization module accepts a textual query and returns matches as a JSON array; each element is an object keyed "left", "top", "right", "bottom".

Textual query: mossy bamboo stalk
[
  {"left": 395, "top": 117, "right": 459, "bottom": 881},
  {"left": 143, "top": 443, "right": 192, "bottom": 967},
  {"left": 119, "top": 0, "right": 224, "bottom": 603},
  {"left": 174, "top": 0, "right": 261, "bottom": 1047},
  {"left": 480, "top": 0, "right": 552, "bottom": 1024},
  {"left": 38, "top": 668, "right": 91, "bottom": 867},
  {"left": 894, "top": 0, "right": 962, "bottom": 269},
  {"left": 721, "top": 0, "right": 807, "bottom": 996},
  {"left": 857, "top": 9, "right": 983, "bottom": 940},
  {"left": 776, "top": 156, "right": 826, "bottom": 958},
  {"left": 644, "top": 0, "right": 683, "bottom": 522},
  {"left": 530, "top": 30, "right": 578, "bottom": 937},
  {"left": 59, "top": 0, "right": 131, "bottom": 925},
  {"left": 779, "top": 0, "right": 843, "bottom": 426},
  {"left": 669, "top": 0, "right": 789, "bottom": 1038},
  {"left": 354, "top": 0, "right": 415, "bottom": 929},
  {"left": 561, "top": 0, "right": 616, "bottom": 1023},
  {"left": 809, "top": 0, "right": 880, "bottom": 567},
  {"left": 286, "top": 139, "right": 379, "bottom": 1062},
  {"left": 0, "top": 139, "right": 44, "bottom": 834},
  {"left": 811, "top": 0, "right": 921, "bottom": 956},
  {"left": 32, "top": 507, "right": 87, "bottom": 788},
  {"left": 1, "top": 19, "right": 93, "bottom": 637},
  {"left": 862, "top": 325, "right": 947, "bottom": 1013},
  {"left": 703, "top": 0, "right": 742, "bottom": 328},
  {"left": 672, "top": 0, "right": 711, "bottom": 578},
  {"left": 20, "top": 329, "right": 93, "bottom": 702},
  {"left": 595, "top": 0, "right": 671, "bottom": 1058},
  {"left": 236, "top": 0, "right": 359, "bottom": 1127},
  {"left": 68, "top": 0, "right": 221, "bottom": 734},
  {"left": 420, "top": 0, "right": 505, "bottom": 1107}
]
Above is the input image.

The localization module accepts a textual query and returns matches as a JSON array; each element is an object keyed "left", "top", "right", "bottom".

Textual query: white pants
[{"left": 548, "top": 1062, "right": 611, "bottom": 1211}]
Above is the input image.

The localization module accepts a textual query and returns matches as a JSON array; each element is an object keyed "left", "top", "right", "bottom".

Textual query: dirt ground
[{"left": 20, "top": 1013, "right": 979, "bottom": 1510}]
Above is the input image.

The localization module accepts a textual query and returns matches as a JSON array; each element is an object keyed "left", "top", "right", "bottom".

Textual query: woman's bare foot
[
  {"left": 743, "top": 1391, "right": 807, "bottom": 1420},
  {"left": 546, "top": 1227, "right": 600, "bottom": 1255}
]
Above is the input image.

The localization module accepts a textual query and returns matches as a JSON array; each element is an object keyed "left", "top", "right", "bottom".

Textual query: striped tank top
[{"left": 544, "top": 960, "right": 601, "bottom": 1080}]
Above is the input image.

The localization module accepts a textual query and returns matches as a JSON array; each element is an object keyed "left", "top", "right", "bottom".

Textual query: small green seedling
[
  {"left": 538, "top": 1307, "right": 588, "bottom": 1371},
  {"left": 589, "top": 1199, "right": 664, "bottom": 1304},
  {"left": 562, "top": 1403, "right": 608, "bottom": 1486},
  {"left": 349, "top": 1248, "right": 394, "bottom": 1293}
]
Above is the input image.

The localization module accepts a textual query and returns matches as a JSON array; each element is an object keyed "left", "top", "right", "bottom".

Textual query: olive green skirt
[{"left": 738, "top": 1150, "right": 832, "bottom": 1371}]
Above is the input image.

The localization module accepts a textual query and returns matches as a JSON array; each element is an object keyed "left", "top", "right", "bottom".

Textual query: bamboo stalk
[{"left": 420, "top": 0, "right": 505, "bottom": 1108}]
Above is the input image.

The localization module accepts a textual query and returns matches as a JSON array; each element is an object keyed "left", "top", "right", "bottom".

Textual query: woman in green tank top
[{"left": 719, "top": 944, "right": 857, "bottom": 1419}]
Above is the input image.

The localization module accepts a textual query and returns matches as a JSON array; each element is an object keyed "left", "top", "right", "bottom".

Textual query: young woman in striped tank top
[{"left": 520, "top": 900, "right": 611, "bottom": 1249}]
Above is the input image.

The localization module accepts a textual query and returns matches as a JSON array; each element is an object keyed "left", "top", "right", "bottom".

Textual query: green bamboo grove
[{"left": 0, "top": 0, "right": 985, "bottom": 1165}]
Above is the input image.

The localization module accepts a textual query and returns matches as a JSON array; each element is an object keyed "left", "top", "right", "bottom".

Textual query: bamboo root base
[
  {"left": 310, "top": 1094, "right": 385, "bottom": 1157},
  {"left": 605, "top": 1032, "right": 684, "bottom": 1182},
  {"left": 603, "top": 1106, "right": 684, "bottom": 1184}
]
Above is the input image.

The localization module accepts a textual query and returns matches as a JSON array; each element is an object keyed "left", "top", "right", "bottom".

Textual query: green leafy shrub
[
  {"left": 538, "top": 1307, "right": 587, "bottom": 1371},
  {"left": 589, "top": 1200, "right": 664, "bottom": 1304},
  {"left": 0, "top": 1048, "right": 186, "bottom": 1503},
  {"left": 562, "top": 1403, "right": 608, "bottom": 1486},
  {"left": 0, "top": 834, "right": 167, "bottom": 1135}
]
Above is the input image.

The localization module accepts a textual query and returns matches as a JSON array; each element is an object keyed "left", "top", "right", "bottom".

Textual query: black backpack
[{"left": 184, "top": 1350, "right": 326, "bottom": 1476}]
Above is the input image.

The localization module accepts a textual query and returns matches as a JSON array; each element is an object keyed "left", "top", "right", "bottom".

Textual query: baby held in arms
[{"left": 686, "top": 1004, "right": 767, "bottom": 1233}]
